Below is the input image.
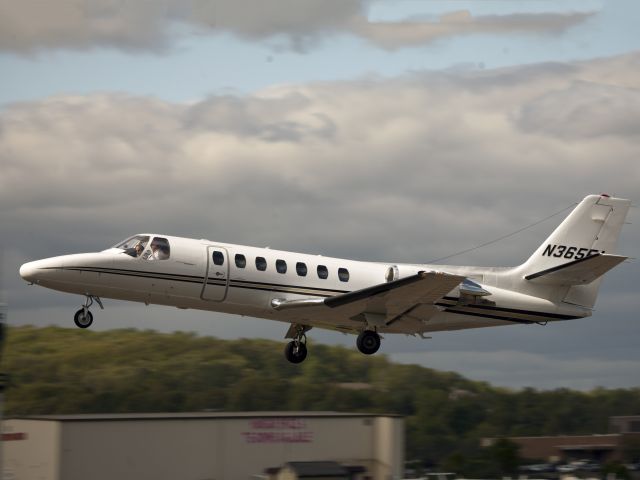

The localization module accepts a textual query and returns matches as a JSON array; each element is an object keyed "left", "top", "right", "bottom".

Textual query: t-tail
[{"left": 516, "top": 194, "right": 631, "bottom": 309}]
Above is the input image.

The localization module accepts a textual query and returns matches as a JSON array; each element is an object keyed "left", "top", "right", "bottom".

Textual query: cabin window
[
  {"left": 212, "top": 251, "right": 224, "bottom": 266},
  {"left": 235, "top": 254, "right": 246, "bottom": 268},
  {"left": 338, "top": 268, "right": 350, "bottom": 282},
  {"left": 276, "top": 259, "right": 287, "bottom": 274},
  {"left": 256, "top": 257, "right": 267, "bottom": 271},
  {"left": 296, "top": 262, "right": 307, "bottom": 277},
  {"left": 317, "top": 265, "right": 328, "bottom": 279}
]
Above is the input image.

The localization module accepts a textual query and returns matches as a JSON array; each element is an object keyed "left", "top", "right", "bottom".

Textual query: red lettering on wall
[
  {"left": 2, "top": 433, "right": 27, "bottom": 441},
  {"left": 243, "top": 418, "right": 313, "bottom": 443},
  {"left": 241, "top": 431, "right": 314, "bottom": 444}
]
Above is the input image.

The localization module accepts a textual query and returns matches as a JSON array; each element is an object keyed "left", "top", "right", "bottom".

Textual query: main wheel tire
[
  {"left": 284, "top": 341, "right": 308, "bottom": 364},
  {"left": 356, "top": 330, "right": 381, "bottom": 355},
  {"left": 74, "top": 309, "right": 93, "bottom": 329}
]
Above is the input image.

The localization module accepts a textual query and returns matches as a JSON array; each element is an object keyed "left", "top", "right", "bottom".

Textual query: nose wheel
[
  {"left": 74, "top": 309, "right": 93, "bottom": 328},
  {"left": 73, "top": 295, "right": 103, "bottom": 329},
  {"left": 356, "top": 330, "right": 381, "bottom": 355},
  {"left": 284, "top": 340, "right": 307, "bottom": 364},
  {"left": 284, "top": 328, "right": 308, "bottom": 364}
]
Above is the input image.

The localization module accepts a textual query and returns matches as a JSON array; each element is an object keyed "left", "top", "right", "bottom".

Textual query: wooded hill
[{"left": 3, "top": 326, "right": 640, "bottom": 471}]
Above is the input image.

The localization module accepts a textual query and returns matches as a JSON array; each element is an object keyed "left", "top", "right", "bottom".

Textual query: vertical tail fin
[{"left": 521, "top": 194, "right": 631, "bottom": 308}]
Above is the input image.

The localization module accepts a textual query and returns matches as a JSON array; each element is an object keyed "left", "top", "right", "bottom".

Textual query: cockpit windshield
[
  {"left": 114, "top": 235, "right": 150, "bottom": 258},
  {"left": 114, "top": 235, "right": 171, "bottom": 260}
]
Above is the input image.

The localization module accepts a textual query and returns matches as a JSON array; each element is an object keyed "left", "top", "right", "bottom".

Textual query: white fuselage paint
[{"left": 19, "top": 234, "right": 589, "bottom": 336}]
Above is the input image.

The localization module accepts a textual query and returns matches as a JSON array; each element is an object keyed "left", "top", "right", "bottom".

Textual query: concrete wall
[
  {"left": 374, "top": 417, "right": 404, "bottom": 480},
  {"left": 3, "top": 414, "right": 402, "bottom": 480},
  {"left": 2, "top": 420, "right": 61, "bottom": 480}
]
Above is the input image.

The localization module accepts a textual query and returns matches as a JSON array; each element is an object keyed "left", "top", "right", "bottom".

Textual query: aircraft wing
[
  {"left": 272, "top": 271, "right": 465, "bottom": 327},
  {"left": 525, "top": 253, "right": 627, "bottom": 286}
]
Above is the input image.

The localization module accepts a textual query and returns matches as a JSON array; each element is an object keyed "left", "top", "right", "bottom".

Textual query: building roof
[
  {"left": 509, "top": 434, "right": 620, "bottom": 440},
  {"left": 558, "top": 444, "right": 617, "bottom": 450},
  {"left": 9, "top": 411, "right": 402, "bottom": 422},
  {"left": 286, "top": 461, "right": 348, "bottom": 477}
]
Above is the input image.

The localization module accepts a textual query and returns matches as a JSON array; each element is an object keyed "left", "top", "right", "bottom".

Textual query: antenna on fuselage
[{"left": 426, "top": 203, "right": 575, "bottom": 264}]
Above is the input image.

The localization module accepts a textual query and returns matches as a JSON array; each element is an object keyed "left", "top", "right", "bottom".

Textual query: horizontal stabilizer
[{"left": 525, "top": 253, "right": 627, "bottom": 286}]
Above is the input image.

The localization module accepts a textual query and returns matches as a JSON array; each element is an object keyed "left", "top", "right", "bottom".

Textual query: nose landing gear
[
  {"left": 73, "top": 295, "right": 103, "bottom": 329},
  {"left": 284, "top": 330, "right": 308, "bottom": 364}
]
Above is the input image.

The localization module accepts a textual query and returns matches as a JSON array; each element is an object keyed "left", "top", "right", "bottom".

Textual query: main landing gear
[
  {"left": 284, "top": 331, "right": 308, "bottom": 364},
  {"left": 283, "top": 327, "right": 382, "bottom": 363},
  {"left": 356, "top": 330, "right": 381, "bottom": 355},
  {"left": 73, "top": 295, "right": 103, "bottom": 329}
]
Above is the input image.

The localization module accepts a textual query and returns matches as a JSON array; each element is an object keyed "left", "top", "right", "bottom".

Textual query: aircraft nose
[{"left": 19, "top": 261, "right": 40, "bottom": 283}]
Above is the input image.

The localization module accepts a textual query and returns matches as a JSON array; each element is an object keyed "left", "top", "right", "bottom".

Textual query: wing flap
[
  {"left": 525, "top": 253, "right": 627, "bottom": 286},
  {"left": 328, "top": 271, "right": 464, "bottom": 321},
  {"left": 272, "top": 271, "right": 465, "bottom": 324}
]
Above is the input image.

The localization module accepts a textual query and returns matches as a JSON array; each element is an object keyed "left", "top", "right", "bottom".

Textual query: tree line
[{"left": 3, "top": 325, "right": 640, "bottom": 474}]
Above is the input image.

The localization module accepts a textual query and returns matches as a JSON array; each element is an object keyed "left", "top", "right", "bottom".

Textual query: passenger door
[{"left": 201, "top": 246, "right": 229, "bottom": 301}]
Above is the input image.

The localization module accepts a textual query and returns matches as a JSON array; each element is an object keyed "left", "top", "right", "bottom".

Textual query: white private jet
[{"left": 20, "top": 194, "right": 630, "bottom": 363}]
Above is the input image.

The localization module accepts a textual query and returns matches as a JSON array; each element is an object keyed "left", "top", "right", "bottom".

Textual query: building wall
[
  {"left": 2, "top": 420, "right": 61, "bottom": 480},
  {"left": 4, "top": 414, "right": 403, "bottom": 480},
  {"left": 373, "top": 417, "right": 404, "bottom": 480},
  {"left": 611, "top": 416, "right": 640, "bottom": 434},
  {"left": 511, "top": 434, "right": 622, "bottom": 463}
]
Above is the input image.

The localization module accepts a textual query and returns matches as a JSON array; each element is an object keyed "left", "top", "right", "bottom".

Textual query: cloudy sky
[{"left": 1, "top": 0, "right": 639, "bottom": 390}]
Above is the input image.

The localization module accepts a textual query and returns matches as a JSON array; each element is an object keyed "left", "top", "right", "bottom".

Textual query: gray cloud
[
  {"left": 2, "top": 53, "right": 638, "bottom": 260},
  {"left": 351, "top": 10, "right": 594, "bottom": 50},
  {"left": 516, "top": 81, "right": 640, "bottom": 139},
  {"left": 2, "top": 53, "right": 639, "bottom": 388},
  {"left": 0, "top": 0, "right": 594, "bottom": 53}
]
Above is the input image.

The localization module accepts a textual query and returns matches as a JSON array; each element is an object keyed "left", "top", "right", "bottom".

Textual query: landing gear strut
[
  {"left": 357, "top": 330, "right": 381, "bottom": 355},
  {"left": 284, "top": 330, "right": 308, "bottom": 364},
  {"left": 73, "top": 295, "right": 103, "bottom": 329}
]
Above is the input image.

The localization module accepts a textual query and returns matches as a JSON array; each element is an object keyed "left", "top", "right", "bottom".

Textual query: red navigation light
[{"left": 600, "top": 193, "right": 611, "bottom": 198}]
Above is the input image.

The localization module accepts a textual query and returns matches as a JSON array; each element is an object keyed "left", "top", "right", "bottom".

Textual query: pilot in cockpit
[
  {"left": 117, "top": 235, "right": 151, "bottom": 258},
  {"left": 149, "top": 240, "right": 170, "bottom": 260},
  {"left": 133, "top": 241, "right": 145, "bottom": 257}
]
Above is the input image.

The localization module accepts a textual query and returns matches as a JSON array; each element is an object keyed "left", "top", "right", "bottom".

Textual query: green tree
[
  {"left": 602, "top": 461, "right": 631, "bottom": 480},
  {"left": 487, "top": 438, "right": 521, "bottom": 476},
  {"left": 4, "top": 325, "right": 640, "bottom": 470}
]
